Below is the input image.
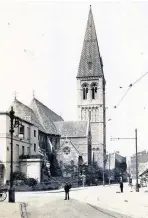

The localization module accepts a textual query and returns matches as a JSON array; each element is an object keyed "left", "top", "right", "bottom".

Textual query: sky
[{"left": 1, "top": 0, "right": 148, "bottom": 157}]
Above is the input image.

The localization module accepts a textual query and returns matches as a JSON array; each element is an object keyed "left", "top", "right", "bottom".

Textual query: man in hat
[{"left": 64, "top": 182, "right": 71, "bottom": 200}]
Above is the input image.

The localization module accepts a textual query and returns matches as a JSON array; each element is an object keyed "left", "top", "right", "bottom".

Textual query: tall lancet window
[
  {"left": 91, "top": 83, "right": 97, "bottom": 99},
  {"left": 82, "top": 84, "right": 88, "bottom": 100}
]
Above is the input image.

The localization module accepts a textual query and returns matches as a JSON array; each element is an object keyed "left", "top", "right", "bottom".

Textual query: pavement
[
  {"left": 1, "top": 183, "right": 148, "bottom": 217},
  {"left": 71, "top": 183, "right": 148, "bottom": 218},
  {"left": 0, "top": 202, "right": 21, "bottom": 218}
]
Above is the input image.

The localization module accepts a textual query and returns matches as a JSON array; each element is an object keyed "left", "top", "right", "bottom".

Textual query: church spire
[{"left": 77, "top": 6, "right": 103, "bottom": 78}]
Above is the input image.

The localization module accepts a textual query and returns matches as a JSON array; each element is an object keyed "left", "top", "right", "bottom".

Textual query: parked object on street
[{"left": 0, "top": 186, "right": 7, "bottom": 202}]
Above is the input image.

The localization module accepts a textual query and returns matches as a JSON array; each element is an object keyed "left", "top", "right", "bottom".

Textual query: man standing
[
  {"left": 119, "top": 177, "right": 123, "bottom": 193},
  {"left": 64, "top": 182, "right": 71, "bottom": 200}
]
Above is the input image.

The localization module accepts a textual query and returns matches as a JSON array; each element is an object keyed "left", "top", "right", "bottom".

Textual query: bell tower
[{"left": 77, "top": 6, "right": 106, "bottom": 169}]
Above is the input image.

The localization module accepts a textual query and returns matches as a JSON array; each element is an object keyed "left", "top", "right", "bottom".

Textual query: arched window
[
  {"left": 91, "top": 83, "right": 97, "bottom": 100},
  {"left": 82, "top": 84, "right": 88, "bottom": 100}
]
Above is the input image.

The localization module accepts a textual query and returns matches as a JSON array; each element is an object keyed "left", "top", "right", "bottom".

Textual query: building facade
[
  {"left": 0, "top": 97, "right": 63, "bottom": 184},
  {"left": 54, "top": 121, "right": 90, "bottom": 177},
  {"left": 106, "top": 152, "right": 127, "bottom": 182},
  {"left": 0, "top": 112, "right": 42, "bottom": 184},
  {"left": 130, "top": 150, "right": 148, "bottom": 179}
]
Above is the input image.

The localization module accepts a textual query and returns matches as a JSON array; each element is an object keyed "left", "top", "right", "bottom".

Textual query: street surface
[
  {"left": 13, "top": 185, "right": 132, "bottom": 218},
  {"left": 26, "top": 197, "right": 126, "bottom": 218},
  {"left": 3, "top": 184, "right": 148, "bottom": 218}
]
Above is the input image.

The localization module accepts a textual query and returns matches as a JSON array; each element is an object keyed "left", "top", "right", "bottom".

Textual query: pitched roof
[
  {"left": 54, "top": 121, "right": 88, "bottom": 138},
  {"left": 77, "top": 6, "right": 103, "bottom": 78},
  {"left": 30, "top": 98, "right": 63, "bottom": 135},
  {"left": 11, "top": 99, "right": 46, "bottom": 132}
]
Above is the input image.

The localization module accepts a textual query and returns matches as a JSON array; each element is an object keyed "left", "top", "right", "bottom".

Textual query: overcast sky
[{"left": 1, "top": 0, "right": 148, "bottom": 157}]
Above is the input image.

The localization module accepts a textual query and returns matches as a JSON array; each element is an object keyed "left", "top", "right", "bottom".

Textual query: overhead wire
[
  {"left": 107, "top": 71, "right": 148, "bottom": 123},
  {"left": 114, "top": 71, "right": 148, "bottom": 109}
]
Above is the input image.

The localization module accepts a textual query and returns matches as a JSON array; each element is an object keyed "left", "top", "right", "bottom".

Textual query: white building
[
  {"left": 0, "top": 111, "right": 42, "bottom": 184},
  {"left": 0, "top": 97, "right": 63, "bottom": 185}
]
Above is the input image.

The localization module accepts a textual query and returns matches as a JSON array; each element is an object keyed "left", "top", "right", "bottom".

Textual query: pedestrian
[
  {"left": 129, "top": 177, "right": 132, "bottom": 191},
  {"left": 64, "top": 182, "right": 70, "bottom": 200},
  {"left": 120, "top": 179, "right": 123, "bottom": 193}
]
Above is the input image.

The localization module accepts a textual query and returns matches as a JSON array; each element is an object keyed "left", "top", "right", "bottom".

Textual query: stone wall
[
  {"left": 56, "top": 137, "right": 88, "bottom": 175},
  {"left": 20, "top": 159, "right": 42, "bottom": 182}
]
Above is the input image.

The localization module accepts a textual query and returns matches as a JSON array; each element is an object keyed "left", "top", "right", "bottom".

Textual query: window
[
  {"left": 27, "top": 147, "right": 30, "bottom": 155},
  {"left": 63, "top": 147, "right": 70, "bottom": 155},
  {"left": 34, "top": 143, "right": 36, "bottom": 152},
  {"left": 91, "top": 84, "right": 97, "bottom": 99},
  {"left": 34, "top": 130, "right": 36, "bottom": 137},
  {"left": 22, "top": 146, "right": 24, "bottom": 155},
  {"left": 82, "top": 84, "right": 88, "bottom": 100},
  {"left": 16, "top": 144, "right": 19, "bottom": 160},
  {"left": 27, "top": 127, "right": 30, "bottom": 140},
  {"left": 19, "top": 125, "right": 24, "bottom": 136}
]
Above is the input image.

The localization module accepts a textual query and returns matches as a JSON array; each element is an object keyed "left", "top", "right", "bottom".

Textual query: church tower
[{"left": 77, "top": 6, "right": 106, "bottom": 169}]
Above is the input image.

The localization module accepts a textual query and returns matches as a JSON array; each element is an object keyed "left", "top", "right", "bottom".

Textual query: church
[
  {"left": 55, "top": 6, "right": 106, "bottom": 175},
  {"left": 0, "top": 6, "right": 106, "bottom": 184}
]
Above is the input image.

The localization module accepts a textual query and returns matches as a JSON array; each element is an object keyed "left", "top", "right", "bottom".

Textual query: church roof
[
  {"left": 30, "top": 98, "right": 63, "bottom": 135},
  {"left": 54, "top": 121, "right": 88, "bottom": 138},
  {"left": 11, "top": 99, "right": 46, "bottom": 133},
  {"left": 77, "top": 6, "right": 103, "bottom": 78}
]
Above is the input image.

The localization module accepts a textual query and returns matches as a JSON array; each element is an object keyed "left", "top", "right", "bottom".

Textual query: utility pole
[
  {"left": 110, "top": 128, "right": 139, "bottom": 192},
  {"left": 108, "top": 153, "right": 111, "bottom": 186},
  {"left": 103, "top": 77, "right": 106, "bottom": 186},
  {"left": 135, "top": 129, "right": 139, "bottom": 192}
]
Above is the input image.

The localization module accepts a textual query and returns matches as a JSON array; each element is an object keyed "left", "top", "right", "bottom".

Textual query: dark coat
[
  {"left": 120, "top": 181, "right": 123, "bottom": 187},
  {"left": 64, "top": 184, "right": 70, "bottom": 192}
]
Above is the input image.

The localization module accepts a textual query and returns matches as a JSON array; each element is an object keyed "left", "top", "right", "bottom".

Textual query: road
[
  {"left": 15, "top": 187, "right": 132, "bottom": 218},
  {"left": 25, "top": 197, "right": 130, "bottom": 218}
]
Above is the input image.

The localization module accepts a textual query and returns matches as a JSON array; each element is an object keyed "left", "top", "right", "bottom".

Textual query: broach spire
[{"left": 77, "top": 6, "right": 103, "bottom": 78}]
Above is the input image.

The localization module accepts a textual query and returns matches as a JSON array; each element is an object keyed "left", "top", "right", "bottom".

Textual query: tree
[
  {"left": 12, "top": 171, "right": 26, "bottom": 180},
  {"left": 25, "top": 178, "right": 38, "bottom": 187}
]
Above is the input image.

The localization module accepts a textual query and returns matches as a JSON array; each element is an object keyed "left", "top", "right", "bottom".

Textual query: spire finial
[
  {"left": 13, "top": 91, "right": 18, "bottom": 100},
  {"left": 33, "top": 89, "right": 35, "bottom": 98}
]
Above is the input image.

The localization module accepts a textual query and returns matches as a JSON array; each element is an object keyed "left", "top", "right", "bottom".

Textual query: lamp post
[
  {"left": 110, "top": 128, "right": 139, "bottom": 192},
  {"left": 106, "top": 152, "right": 111, "bottom": 186},
  {"left": 9, "top": 107, "right": 22, "bottom": 202}
]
